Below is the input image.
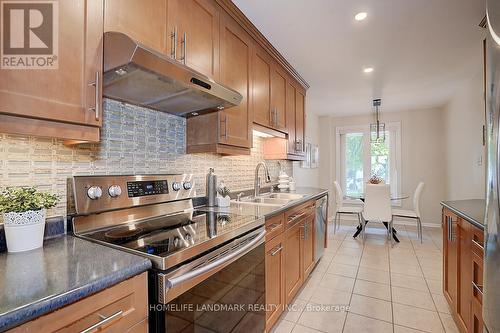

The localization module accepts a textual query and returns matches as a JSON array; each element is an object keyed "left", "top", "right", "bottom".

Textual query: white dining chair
[
  {"left": 392, "top": 182, "right": 425, "bottom": 243},
  {"left": 333, "top": 181, "right": 363, "bottom": 233},
  {"left": 362, "top": 184, "right": 393, "bottom": 245}
]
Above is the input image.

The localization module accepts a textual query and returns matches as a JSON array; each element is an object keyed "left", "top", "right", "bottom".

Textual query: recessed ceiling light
[
  {"left": 363, "top": 67, "right": 374, "bottom": 73},
  {"left": 355, "top": 12, "right": 368, "bottom": 21}
]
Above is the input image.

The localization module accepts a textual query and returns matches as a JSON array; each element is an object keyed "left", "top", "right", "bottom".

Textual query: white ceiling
[{"left": 233, "top": 0, "right": 486, "bottom": 116}]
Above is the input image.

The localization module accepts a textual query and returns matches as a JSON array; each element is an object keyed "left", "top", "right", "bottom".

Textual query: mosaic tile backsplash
[{"left": 0, "top": 99, "right": 292, "bottom": 220}]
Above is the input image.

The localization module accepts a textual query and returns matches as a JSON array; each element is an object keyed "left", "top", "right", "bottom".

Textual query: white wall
[
  {"left": 319, "top": 108, "right": 447, "bottom": 224},
  {"left": 293, "top": 112, "right": 320, "bottom": 187},
  {"left": 443, "top": 68, "right": 486, "bottom": 200}
]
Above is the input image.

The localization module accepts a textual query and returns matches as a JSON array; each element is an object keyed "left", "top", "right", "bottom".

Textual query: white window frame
[{"left": 335, "top": 122, "right": 402, "bottom": 206}]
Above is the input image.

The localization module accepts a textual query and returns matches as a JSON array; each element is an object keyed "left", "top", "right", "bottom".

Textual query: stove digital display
[{"left": 127, "top": 180, "right": 169, "bottom": 197}]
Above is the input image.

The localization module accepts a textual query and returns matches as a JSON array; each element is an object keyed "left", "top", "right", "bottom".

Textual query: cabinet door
[
  {"left": 295, "top": 89, "right": 306, "bottom": 155},
  {"left": 301, "top": 214, "right": 315, "bottom": 278},
  {"left": 443, "top": 209, "right": 459, "bottom": 311},
  {"left": 265, "top": 233, "right": 285, "bottom": 330},
  {"left": 284, "top": 221, "right": 303, "bottom": 304},
  {"left": 219, "top": 13, "right": 253, "bottom": 148},
  {"left": 458, "top": 220, "right": 471, "bottom": 332},
  {"left": 271, "top": 65, "right": 287, "bottom": 131},
  {"left": 252, "top": 47, "right": 272, "bottom": 127},
  {"left": 0, "top": 0, "right": 103, "bottom": 127},
  {"left": 105, "top": 0, "right": 168, "bottom": 54},
  {"left": 469, "top": 250, "right": 484, "bottom": 333},
  {"left": 286, "top": 81, "right": 297, "bottom": 154},
  {"left": 169, "top": 0, "right": 220, "bottom": 79}
]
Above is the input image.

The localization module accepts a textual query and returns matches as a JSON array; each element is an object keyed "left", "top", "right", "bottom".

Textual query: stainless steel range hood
[{"left": 102, "top": 32, "right": 242, "bottom": 117}]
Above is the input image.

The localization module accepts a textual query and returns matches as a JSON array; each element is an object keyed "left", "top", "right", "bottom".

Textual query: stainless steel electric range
[{"left": 67, "top": 174, "right": 266, "bottom": 333}]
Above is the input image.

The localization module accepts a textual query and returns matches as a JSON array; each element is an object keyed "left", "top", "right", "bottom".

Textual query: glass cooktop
[{"left": 82, "top": 210, "right": 263, "bottom": 259}]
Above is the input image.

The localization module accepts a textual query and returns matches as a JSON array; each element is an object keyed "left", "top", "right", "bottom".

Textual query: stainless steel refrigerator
[{"left": 484, "top": 1, "right": 500, "bottom": 332}]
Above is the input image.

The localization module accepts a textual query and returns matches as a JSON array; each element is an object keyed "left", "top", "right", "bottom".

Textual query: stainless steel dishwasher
[{"left": 315, "top": 195, "right": 328, "bottom": 263}]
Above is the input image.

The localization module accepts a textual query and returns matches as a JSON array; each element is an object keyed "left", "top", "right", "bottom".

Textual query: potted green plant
[
  {"left": 216, "top": 183, "right": 231, "bottom": 208},
  {"left": 0, "top": 187, "right": 58, "bottom": 252}
]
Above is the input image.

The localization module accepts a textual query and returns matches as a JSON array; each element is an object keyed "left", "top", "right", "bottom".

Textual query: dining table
[{"left": 347, "top": 194, "right": 409, "bottom": 243}]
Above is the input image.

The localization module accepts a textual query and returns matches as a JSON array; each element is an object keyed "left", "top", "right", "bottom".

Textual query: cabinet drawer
[
  {"left": 470, "top": 225, "right": 484, "bottom": 257},
  {"left": 9, "top": 273, "right": 148, "bottom": 333},
  {"left": 471, "top": 251, "right": 483, "bottom": 305},
  {"left": 285, "top": 200, "right": 315, "bottom": 228},
  {"left": 266, "top": 213, "right": 285, "bottom": 240}
]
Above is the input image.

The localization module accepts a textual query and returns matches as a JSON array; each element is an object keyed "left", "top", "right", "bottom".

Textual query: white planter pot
[
  {"left": 216, "top": 196, "right": 231, "bottom": 207},
  {"left": 3, "top": 209, "right": 46, "bottom": 252}
]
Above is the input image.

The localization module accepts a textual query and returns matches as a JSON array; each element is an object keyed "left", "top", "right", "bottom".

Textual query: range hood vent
[{"left": 102, "top": 32, "right": 242, "bottom": 117}]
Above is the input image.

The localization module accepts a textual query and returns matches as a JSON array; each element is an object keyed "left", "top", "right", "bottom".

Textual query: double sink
[{"left": 233, "top": 193, "right": 305, "bottom": 206}]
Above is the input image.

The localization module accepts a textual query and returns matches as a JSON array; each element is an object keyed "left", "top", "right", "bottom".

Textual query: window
[{"left": 336, "top": 123, "right": 401, "bottom": 201}]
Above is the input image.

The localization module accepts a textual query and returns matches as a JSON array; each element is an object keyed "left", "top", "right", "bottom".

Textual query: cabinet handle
[
  {"left": 295, "top": 140, "right": 302, "bottom": 152},
  {"left": 266, "top": 222, "right": 281, "bottom": 232},
  {"left": 220, "top": 115, "right": 228, "bottom": 140},
  {"left": 472, "top": 239, "right": 484, "bottom": 250},
  {"left": 80, "top": 310, "right": 123, "bottom": 333},
  {"left": 447, "top": 216, "right": 450, "bottom": 241},
  {"left": 225, "top": 116, "right": 228, "bottom": 140},
  {"left": 170, "top": 26, "right": 178, "bottom": 60},
  {"left": 472, "top": 281, "right": 484, "bottom": 296},
  {"left": 288, "top": 212, "right": 306, "bottom": 225},
  {"left": 88, "top": 71, "right": 100, "bottom": 121},
  {"left": 269, "top": 246, "right": 283, "bottom": 256},
  {"left": 180, "top": 32, "right": 187, "bottom": 65}
]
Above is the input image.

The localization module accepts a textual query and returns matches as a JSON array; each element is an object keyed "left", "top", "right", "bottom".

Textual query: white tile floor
[{"left": 272, "top": 219, "right": 459, "bottom": 333}]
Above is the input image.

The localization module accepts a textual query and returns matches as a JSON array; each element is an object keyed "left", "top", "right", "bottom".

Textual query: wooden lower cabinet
[
  {"left": 442, "top": 208, "right": 484, "bottom": 333},
  {"left": 265, "top": 201, "right": 317, "bottom": 332},
  {"left": 302, "top": 213, "right": 315, "bottom": 279},
  {"left": 9, "top": 273, "right": 148, "bottom": 333},
  {"left": 265, "top": 232, "right": 285, "bottom": 331},
  {"left": 284, "top": 218, "right": 303, "bottom": 304}
]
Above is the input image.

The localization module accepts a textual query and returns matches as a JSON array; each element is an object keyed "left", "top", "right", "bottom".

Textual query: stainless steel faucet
[{"left": 254, "top": 161, "right": 271, "bottom": 197}]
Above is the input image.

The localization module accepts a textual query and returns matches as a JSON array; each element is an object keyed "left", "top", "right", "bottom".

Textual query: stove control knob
[
  {"left": 108, "top": 185, "right": 122, "bottom": 198},
  {"left": 173, "top": 236, "right": 180, "bottom": 247},
  {"left": 172, "top": 182, "right": 182, "bottom": 191},
  {"left": 184, "top": 233, "right": 192, "bottom": 241},
  {"left": 87, "top": 186, "right": 103, "bottom": 200},
  {"left": 183, "top": 181, "right": 192, "bottom": 190}
]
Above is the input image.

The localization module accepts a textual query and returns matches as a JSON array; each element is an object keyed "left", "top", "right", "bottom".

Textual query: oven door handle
[{"left": 165, "top": 230, "right": 266, "bottom": 289}]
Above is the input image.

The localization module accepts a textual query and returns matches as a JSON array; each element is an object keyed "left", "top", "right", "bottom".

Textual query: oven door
[{"left": 150, "top": 227, "right": 266, "bottom": 333}]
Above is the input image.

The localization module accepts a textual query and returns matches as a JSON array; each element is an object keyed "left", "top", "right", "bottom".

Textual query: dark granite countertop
[
  {"left": 0, "top": 235, "right": 151, "bottom": 332},
  {"left": 441, "top": 199, "right": 485, "bottom": 230},
  {"left": 196, "top": 187, "right": 329, "bottom": 218}
]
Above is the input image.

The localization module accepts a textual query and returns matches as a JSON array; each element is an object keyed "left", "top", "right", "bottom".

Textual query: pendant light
[{"left": 370, "top": 98, "right": 385, "bottom": 143}]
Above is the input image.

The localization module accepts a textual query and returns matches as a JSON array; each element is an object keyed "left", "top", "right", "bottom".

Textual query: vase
[{"left": 3, "top": 209, "right": 46, "bottom": 252}]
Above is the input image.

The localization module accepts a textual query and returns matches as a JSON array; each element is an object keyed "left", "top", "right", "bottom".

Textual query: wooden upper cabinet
[
  {"left": 168, "top": 0, "right": 220, "bottom": 79},
  {"left": 271, "top": 64, "right": 287, "bottom": 131},
  {"left": 218, "top": 12, "right": 253, "bottom": 148},
  {"left": 295, "top": 88, "right": 306, "bottom": 155},
  {"left": 252, "top": 53, "right": 287, "bottom": 132},
  {"left": 252, "top": 46, "right": 272, "bottom": 127},
  {"left": 286, "top": 81, "right": 297, "bottom": 154},
  {"left": 0, "top": 0, "right": 103, "bottom": 130},
  {"left": 104, "top": 0, "right": 168, "bottom": 54}
]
